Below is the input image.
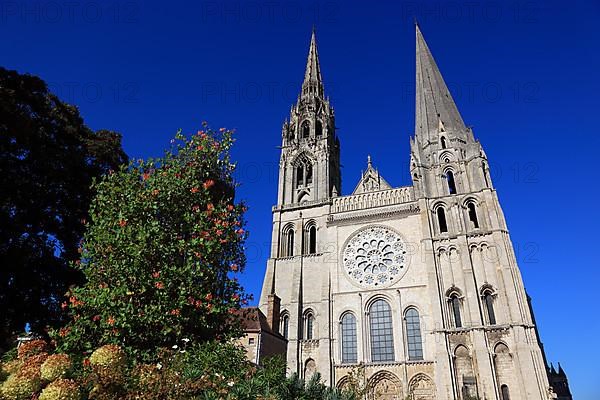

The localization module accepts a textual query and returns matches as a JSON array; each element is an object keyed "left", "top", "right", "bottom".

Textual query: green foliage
[
  {"left": 54, "top": 126, "right": 249, "bottom": 360},
  {"left": 275, "top": 372, "right": 359, "bottom": 400},
  {"left": 0, "top": 339, "right": 361, "bottom": 400},
  {"left": 0, "top": 67, "right": 128, "bottom": 348}
]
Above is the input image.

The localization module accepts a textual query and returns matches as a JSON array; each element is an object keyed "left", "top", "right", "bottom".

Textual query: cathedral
[{"left": 258, "top": 25, "right": 571, "bottom": 400}]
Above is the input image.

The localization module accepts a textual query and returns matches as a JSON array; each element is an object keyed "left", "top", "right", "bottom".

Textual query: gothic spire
[
  {"left": 415, "top": 24, "right": 466, "bottom": 141},
  {"left": 301, "top": 28, "right": 324, "bottom": 98}
]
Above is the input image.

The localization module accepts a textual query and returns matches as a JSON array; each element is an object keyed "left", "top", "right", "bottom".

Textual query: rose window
[{"left": 342, "top": 226, "right": 408, "bottom": 288}]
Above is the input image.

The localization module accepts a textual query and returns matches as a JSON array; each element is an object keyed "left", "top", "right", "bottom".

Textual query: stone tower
[
  {"left": 259, "top": 26, "right": 564, "bottom": 400},
  {"left": 277, "top": 29, "right": 341, "bottom": 207}
]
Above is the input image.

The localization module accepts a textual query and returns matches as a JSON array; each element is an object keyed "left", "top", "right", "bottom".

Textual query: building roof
[{"left": 234, "top": 307, "right": 284, "bottom": 339}]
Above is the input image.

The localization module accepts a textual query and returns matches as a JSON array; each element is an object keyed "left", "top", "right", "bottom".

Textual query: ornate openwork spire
[
  {"left": 301, "top": 29, "right": 324, "bottom": 98},
  {"left": 415, "top": 24, "right": 466, "bottom": 141}
]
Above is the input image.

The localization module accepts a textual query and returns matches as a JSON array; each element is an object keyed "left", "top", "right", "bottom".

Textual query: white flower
[
  {"left": 172, "top": 344, "right": 178, "bottom": 349},
  {"left": 156, "top": 363, "right": 163, "bottom": 370},
  {"left": 182, "top": 338, "right": 190, "bottom": 343},
  {"left": 228, "top": 381, "right": 235, "bottom": 387}
]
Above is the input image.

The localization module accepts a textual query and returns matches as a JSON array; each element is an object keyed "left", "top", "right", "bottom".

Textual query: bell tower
[{"left": 277, "top": 29, "right": 341, "bottom": 206}]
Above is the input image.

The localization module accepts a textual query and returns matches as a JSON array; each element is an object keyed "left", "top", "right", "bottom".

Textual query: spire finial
[
  {"left": 367, "top": 155, "right": 372, "bottom": 167},
  {"left": 301, "top": 29, "right": 324, "bottom": 98}
]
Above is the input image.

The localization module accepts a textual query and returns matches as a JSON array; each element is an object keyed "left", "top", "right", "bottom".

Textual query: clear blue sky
[{"left": 2, "top": 0, "right": 598, "bottom": 397}]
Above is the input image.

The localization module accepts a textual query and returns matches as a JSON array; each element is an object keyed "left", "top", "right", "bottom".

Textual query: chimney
[{"left": 266, "top": 293, "right": 281, "bottom": 333}]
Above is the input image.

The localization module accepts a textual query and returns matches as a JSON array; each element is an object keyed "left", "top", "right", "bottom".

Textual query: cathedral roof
[
  {"left": 352, "top": 156, "right": 392, "bottom": 195},
  {"left": 415, "top": 24, "right": 467, "bottom": 141}
]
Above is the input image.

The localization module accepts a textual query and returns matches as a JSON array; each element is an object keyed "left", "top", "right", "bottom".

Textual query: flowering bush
[
  {"left": 1, "top": 360, "right": 21, "bottom": 376},
  {"left": 54, "top": 125, "right": 249, "bottom": 360},
  {"left": 0, "top": 350, "right": 47, "bottom": 399},
  {"left": 41, "top": 354, "right": 72, "bottom": 382},
  {"left": 0, "top": 339, "right": 360, "bottom": 400},
  {"left": 89, "top": 345, "right": 126, "bottom": 371},
  {"left": 0, "top": 371, "right": 42, "bottom": 400},
  {"left": 17, "top": 339, "right": 48, "bottom": 360},
  {"left": 39, "top": 379, "right": 81, "bottom": 400}
]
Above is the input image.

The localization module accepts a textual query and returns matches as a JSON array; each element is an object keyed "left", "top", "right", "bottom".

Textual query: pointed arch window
[
  {"left": 446, "top": 170, "right": 457, "bottom": 194},
  {"left": 301, "top": 121, "right": 310, "bottom": 138},
  {"left": 315, "top": 120, "right": 323, "bottom": 137},
  {"left": 308, "top": 225, "right": 317, "bottom": 254},
  {"left": 449, "top": 294, "right": 462, "bottom": 328},
  {"left": 304, "top": 311, "right": 314, "bottom": 340},
  {"left": 285, "top": 229, "right": 295, "bottom": 257},
  {"left": 437, "top": 207, "right": 448, "bottom": 233},
  {"left": 294, "top": 159, "right": 313, "bottom": 189},
  {"left": 467, "top": 202, "right": 479, "bottom": 229},
  {"left": 441, "top": 136, "right": 447, "bottom": 149},
  {"left": 369, "top": 299, "right": 395, "bottom": 362},
  {"left": 340, "top": 313, "right": 358, "bottom": 363},
  {"left": 483, "top": 291, "right": 496, "bottom": 325},
  {"left": 296, "top": 165, "right": 304, "bottom": 186},
  {"left": 281, "top": 313, "right": 289, "bottom": 339},
  {"left": 405, "top": 308, "right": 423, "bottom": 361}
]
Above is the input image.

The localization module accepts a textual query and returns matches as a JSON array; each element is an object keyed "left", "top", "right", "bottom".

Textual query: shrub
[
  {"left": 41, "top": 354, "right": 73, "bottom": 382},
  {"left": 17, "top": 339, "right": 48, "bottom": 360},
  {"left": 39, "top": 379, "right": 81, "bottom": 400},
  {"left": 89, "top": 345, "right": 126, "bottom": 369},
  {"left": 1, "top": 360, "right": 21, "bottom": 376},
  {"left": 55, "top": 126, "right": 249, "bottom": 361},
  {"left": 0, "top": 372, "right": 42, "bottom": 400}
]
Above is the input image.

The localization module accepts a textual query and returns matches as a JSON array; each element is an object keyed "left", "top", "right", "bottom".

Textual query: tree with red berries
[{"left": 56, "top": 125, "right": 249, "bottom": 360}]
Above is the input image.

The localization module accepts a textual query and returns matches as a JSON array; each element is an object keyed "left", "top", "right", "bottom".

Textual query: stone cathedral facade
[{"left": 258, "top": 26, "right": 567, "bottom": 400}]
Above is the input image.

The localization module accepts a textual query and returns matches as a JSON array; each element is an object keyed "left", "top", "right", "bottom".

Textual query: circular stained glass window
[{"left": 342, "top": 226, "right": 408, "bottom": 288}]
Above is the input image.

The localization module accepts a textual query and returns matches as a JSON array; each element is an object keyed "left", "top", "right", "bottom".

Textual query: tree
[
  {"left": 56, "top": 127, "right": 250, "bottom": 360},
  {"left": 0, "top": 67, "right": 127, "bottom": 349}
]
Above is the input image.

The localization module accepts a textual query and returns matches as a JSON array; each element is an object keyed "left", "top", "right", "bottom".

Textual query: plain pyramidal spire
[
  {"left": 415, "top": 24, "right": 466, "bottom": 141},
  {"left": 301, "top": 28, "right": 324, "bottom": 98}
]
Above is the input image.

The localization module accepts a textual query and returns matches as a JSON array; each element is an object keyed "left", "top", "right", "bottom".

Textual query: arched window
[
  {"left": 308, "top": 225, "right": 317, "bottom": 254},
  {"left": 302, "top": 121, "right": 310, "bottom": 138},
  {"left": 437, "top": 207, "right": 448, "bottom": 233},
  {"left": 405, "top": 308, "right": 423, "bottom": 361},
  {"left": 341, "top": 313, "right": 357, "bottom": 363},
  {"left": 315, "top": 120, "right": 323, "bottom": 137},
  {"left": 305, "top": 311, "right": 314, "bottom": 340},
  {"left": 500, "top": 384, "right": 510, "bottom": 400},
  {"left": 286, "top": 229, "right": 295, "bottom": 257},
  {"left": 369, "top": 299, "right": 394, "bottom": 362},
  {"left": 447, "top": 170, "right": 457, "bottom": 194},
  {"left": 304, "top": 358, "right": 316, "bottom": 380},
  {"left": 483, "top": 291, "right": 496, "bottom": 325},
  {"left": 441, "top": 136, "right": 447, "bottom": 149},
  {"left": 467, "top": 202, "right": 479, "bottom": 229},
  {"left": 295, "top": 160, "right": 313, "bottom": 188},
  {"left": 449, "top": 294, "right": 462, "bottom": 328},
  {"left": 281, "top": 313, "right": 289, "bottom": 339},
  {"left": 296, "top": 165, "right": 304, "bottom": 186}
]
